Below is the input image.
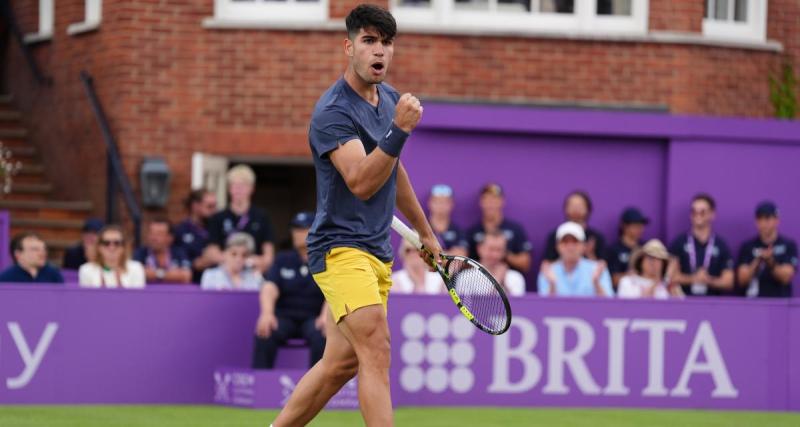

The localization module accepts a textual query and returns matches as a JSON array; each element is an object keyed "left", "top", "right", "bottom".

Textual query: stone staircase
[{"left": 0, "top": 94, "right": 94, "bottom": 266}]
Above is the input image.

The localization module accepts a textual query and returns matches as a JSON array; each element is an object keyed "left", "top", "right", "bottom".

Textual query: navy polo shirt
[
  {"left": 174, "top": 218, "right": 210, "bottom": 262},
  {"left": 736, "top": 235, "right": 798, "bottom": 298},
  {"left": 62, "top": 244, "right": 88, "bottom": 270},
  {"left": 437, "top": 222, "right": 468, "bottom": 251},
  {"left": 0, "top": 264, "right": 64, "bottom": 284},
  {"left": 306, "top": 78, "right": 401, "bottom": 274},
  {"left": 544, "top": 226, "right": 607, "bottom": 261},
  {"left": 668, "top": 233, "right": 734, "bottom": 296},
  {"left": 466, "top": 218, "right": 533, "bottom": 260},
  {"left": 133, "top": 246, "right": 192, "bottom": 271},
  {"left": 266, "top": 250, "right": 325, "bottom": 320},
  {"left": 605, "top": 240, "right": 639, "bottom": 276},
  {"left": 208, "top": 207, "right": 274, "bottom": 255}
]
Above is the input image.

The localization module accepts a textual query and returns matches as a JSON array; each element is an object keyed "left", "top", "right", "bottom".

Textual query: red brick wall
[{"left": 4, "top": 0, "right": 798, "bottom": 224}]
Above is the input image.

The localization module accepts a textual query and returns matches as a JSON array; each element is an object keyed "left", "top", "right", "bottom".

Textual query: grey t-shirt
[{"left": 307, "top": 78, "right": 401, "bottom": 274}]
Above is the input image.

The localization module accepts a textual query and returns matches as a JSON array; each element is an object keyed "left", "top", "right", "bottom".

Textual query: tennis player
[{"left": 270, "top": 4, "right": 441, "bottom": 427}]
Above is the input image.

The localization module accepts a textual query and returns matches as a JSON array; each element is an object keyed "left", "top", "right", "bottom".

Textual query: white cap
[{"left": 556, "top": 221, "right": 586, "bottom": 242}]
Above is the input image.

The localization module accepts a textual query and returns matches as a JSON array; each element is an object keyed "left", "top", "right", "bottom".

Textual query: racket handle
[{"left": 391, "top": 215, "right": 423, "bottom": 250}]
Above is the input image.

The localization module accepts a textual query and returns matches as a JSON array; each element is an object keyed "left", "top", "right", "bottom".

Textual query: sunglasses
[{"left": 99, "top": 240, "right": 124, "bottom": 247}]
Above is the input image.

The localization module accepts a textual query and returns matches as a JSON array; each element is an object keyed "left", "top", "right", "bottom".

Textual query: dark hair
[
  {"left": 345, "top": 4, "right": 397, "bottom": 41},
  {"left": 148, "top": 217, "right": 174, "bottom": 235},
  {"left": 184, "top": 189, "right": 209, "bottom": 211},
  {"left": 633, "top": 254, "right": 668, "bottom": 279},
  {"left": 692, "top": 193, "right": 716, "bottom": 211},
  {"left": 563, "top": 190, "right": 593, "bottom": 216},
  {"left": 10, "top": 232, "right": 42, "bottom": 257}
]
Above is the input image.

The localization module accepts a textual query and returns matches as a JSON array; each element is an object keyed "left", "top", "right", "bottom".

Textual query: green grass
[{"left": 0, "top": 406, "right": 798, "bottom": 427}]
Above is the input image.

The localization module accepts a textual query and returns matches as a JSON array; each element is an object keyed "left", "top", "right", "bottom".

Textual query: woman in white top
[
  {"left": 201, "top": 232, "right": 264, "bottom": 291},
  {"left": 475, "top": 230, "right": 526, "bottom": 296},
  {"left": 391, "top": 240, "right": 443, "bottom": 294},
  {"left": 79, "top": 225, "right": 146, "bottom": 288},
  {"left": 618, "top": 239, "right": 683, "bottom": 299}
]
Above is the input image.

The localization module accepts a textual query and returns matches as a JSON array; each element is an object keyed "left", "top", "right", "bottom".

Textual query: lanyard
[
  {"left": 146, "top": 250, "right": 172, "bottom": 269},
  {"left": 189, "top": 219, "right": 209, "bottom": 240},
  {"left": 235, "top": 213, "right": 250, "bottom": 231},
  {"left": 687, "top": 233, "right": 715, "bottom": 272}
]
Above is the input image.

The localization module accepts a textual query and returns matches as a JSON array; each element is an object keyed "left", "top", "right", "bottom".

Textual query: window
[
  {"left": 391, "top": 0, "right": 647, "bottom": 35},
  {"left": 214, "top": 0, "right": 328, "bottom": 22},
  {"left": 703, "top": 0, "right": 767, "bottom": 42}
]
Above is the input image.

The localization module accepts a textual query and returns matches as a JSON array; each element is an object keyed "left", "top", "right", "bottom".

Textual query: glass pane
[
  {"left": 498, "top": 0, "right": 531, "bottom": 13},
  {"left": 455, "top": 0, "right": 489, "bottom": 11},
  {"left": 734, "top": 0, "right": 747, "bottom": 21},
  {"left": 540, "top": 0, "right": 574, "bottom": 13},
  {"left": 597, "top": 0, "right": 632, "bottom": 16},
  {"left": 397, "top": 0, "right": 432, "bottom": 7},
  {"left": 714, "top": 0, "right": 729, "bottom": 20}
]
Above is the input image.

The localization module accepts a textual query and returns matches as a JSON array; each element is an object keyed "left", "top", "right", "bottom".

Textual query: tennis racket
[{"left": 391, "top": 216, "right": 512, "bottom": 335}]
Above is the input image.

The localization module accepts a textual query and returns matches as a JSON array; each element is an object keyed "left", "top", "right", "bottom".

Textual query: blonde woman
[{"left": 79, "top": 225, "right": 146, "bottom": 288}]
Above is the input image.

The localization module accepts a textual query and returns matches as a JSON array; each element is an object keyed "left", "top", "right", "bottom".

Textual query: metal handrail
[
  {"left": 80, "top": 70, "right": 142, "bottom": 247},
  {"left": 0, "top": 0, "right": 51, "bottom": 85}
]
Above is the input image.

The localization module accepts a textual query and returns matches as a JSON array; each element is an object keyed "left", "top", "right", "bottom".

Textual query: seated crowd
[{"left": 0, "top": 166, "right": 797, "bottom": 368}]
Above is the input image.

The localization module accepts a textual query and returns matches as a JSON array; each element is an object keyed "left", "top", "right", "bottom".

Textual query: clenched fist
[{"left": 393, "top": 93, "right": 423, "bottom": 133}]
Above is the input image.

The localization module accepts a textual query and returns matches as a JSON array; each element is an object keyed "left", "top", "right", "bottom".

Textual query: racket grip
[{"left": 391, "top": 216, "right": 423, "bottom": 250}]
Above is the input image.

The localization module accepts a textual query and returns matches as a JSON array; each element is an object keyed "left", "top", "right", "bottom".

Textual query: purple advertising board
[{"left": 1, "top": 285, "right": 798, "bottom": 411}]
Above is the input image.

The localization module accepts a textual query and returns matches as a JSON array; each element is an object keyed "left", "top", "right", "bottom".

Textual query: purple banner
[{"left": 0, "top": 286, "right": 798, "bottom": 411}]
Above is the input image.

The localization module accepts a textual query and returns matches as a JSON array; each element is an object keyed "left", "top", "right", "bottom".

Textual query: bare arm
[
  {"left": 506, "top": 252, "right": 531, "bottom": 273},
  {"left": 737, "top": 258, "right": 761, "bottom": 286},
  {"left": 330, "top": 139, "right": 399, "bottom": 201},
  {"left": 708, "top": 269, "right": 734, "bottom": 290},
  {"left": 771, "top": 264, "right": 796, "bottom": 285},
  {"left": 256, "top": 282, "right": 280, "bottom": 338}
]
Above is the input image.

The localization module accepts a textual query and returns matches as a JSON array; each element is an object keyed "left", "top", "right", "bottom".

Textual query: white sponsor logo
[
  {"left": 2, "top": 322, "right": 59, "bottom": 390},
  {"left": 399, "top": 313, "right": 476, "bottom": 394}
]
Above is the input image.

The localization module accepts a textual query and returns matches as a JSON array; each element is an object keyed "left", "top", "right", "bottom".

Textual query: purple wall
[{"left": 402, "top": 104, "right": 800, "bottom": 293}]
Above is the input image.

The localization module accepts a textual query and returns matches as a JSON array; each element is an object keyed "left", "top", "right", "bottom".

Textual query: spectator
[
  {"left": 538, "top": 221, "right": 613, "bottom": 297},
  {"left": 736, "top": 201, "right": 798, "bottom": 298},
  {"left": 466, "top": 183, "right": 532, "bottom": 273},
  {"left": 253, "top": 211, "right": 326, "bottom": 369},
  {"left": 391, "top": 240, "right": 442, "bottom": 294},
  {"left": 543, "top": 190, "right": 606, "bottom": 263},
  {"left": 207, "top": 165, "right": 275, "bottom": 274},
  {"left": 174, "top": 189, "right": 218, "bottom": 282},
  {"left": 79, "top": 225, "right": 145, "bottom": 288},
  {"left": 668, "top": 193, "right": 734, "bottom": 296},
  {"left": 618, "top": 239, "right": 683, "bottom": 299},
  {"left": 0, "top": 232, "right": 63, "bottom": 283},
  {"left": 201, "top": 233, "right": 264, "bottom": 291},
  {"left": 605, "top": 207, "right": 649, "bottom": 288},
  {"left": 428, "top": 184, "right": 467, "bottom": 257},
  {"left": 134, "top": 219, "right": 192, "bottom": 284},
  {"left": 62, "top": 218, "right": 103, "bottom": 270},
  {"left": 476, "top": 230, "right": 526, "bottom": 296}
]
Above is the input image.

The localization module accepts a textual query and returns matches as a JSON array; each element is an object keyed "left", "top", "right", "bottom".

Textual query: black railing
[
  {"left": 80, "top": 71, "right": 142, "bottom": 247},
  {"left": 0, "top": 0, "right": 51, "bottom": 85}
]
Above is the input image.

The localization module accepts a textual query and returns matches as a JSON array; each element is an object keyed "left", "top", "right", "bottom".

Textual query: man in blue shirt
[
  {"left": 62, "top": 218, "right": 103, "bottom": 270},
  {"left": 253, "top": 212, "right": 327, "bottom": 369},
  {"left": 605, "top": 207, "right": 649, "bottom": 289},
  {"left": 466, "top": 183, "right": 533, "bottom": 273},
  {"left": 668, "top": 193, "right": 734, "bottom": 296},
  {"left": 538, "top": 222, "right": 613, "bottom": 297},
  {"left": 271, "top": 5, "right": 440, "bottom": 427},
  {"left": 736, "top": 201, "right": 798, "bottom": 298},
  {"left": 174, "top": 189, "right": 217, "bottom": 283},
  {"left": 133, "top": 219, "right": 192, "bottom": 284},
  {"left": 0, "top": 232, "right": 63, "bottom": 284}
]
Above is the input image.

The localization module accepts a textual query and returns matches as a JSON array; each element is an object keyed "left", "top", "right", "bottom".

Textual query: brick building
[{"left": 1, "top": 0, "right": 798, "bottom": 252}]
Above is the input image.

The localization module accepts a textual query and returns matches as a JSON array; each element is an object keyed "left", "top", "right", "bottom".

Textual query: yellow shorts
[{"left": 313, "top": 247, "right": 393, "bottom": 323}]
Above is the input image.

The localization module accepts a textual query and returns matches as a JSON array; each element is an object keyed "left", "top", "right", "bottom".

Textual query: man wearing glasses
[{"left": 668, "top": 193, "right": 734, "bottom": 296}]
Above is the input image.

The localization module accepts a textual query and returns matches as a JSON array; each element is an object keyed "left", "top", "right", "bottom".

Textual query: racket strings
[{"left": 445, "top": 258, "right": 509, "bottom": 334}]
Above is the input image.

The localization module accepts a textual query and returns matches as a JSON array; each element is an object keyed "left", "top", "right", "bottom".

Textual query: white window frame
[
  {"left": 214, "top": 0, "right": 329, "bottom": 23},
  {"left": 391, "top": 0, "right": 648, "bottom": 35},
  {"left": 67, "top": 0, "right": 102, "bottom": 35},
  {"left": 702, "top": 0, "right": 767, "bottom": 43},
  {"left": 24, "top": 0, "right": 54, "bottom": 44}
]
